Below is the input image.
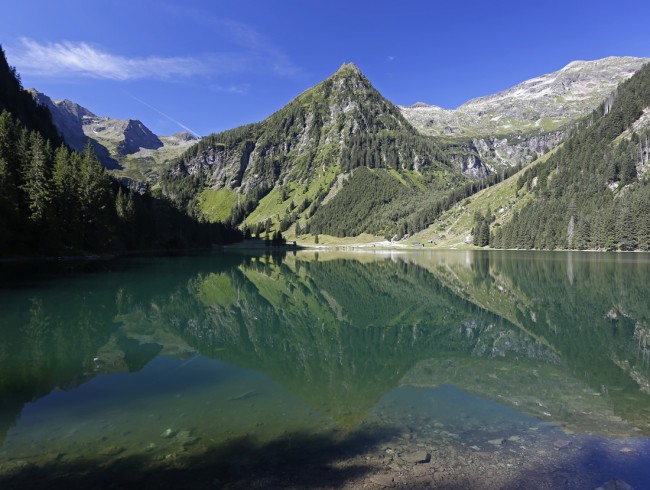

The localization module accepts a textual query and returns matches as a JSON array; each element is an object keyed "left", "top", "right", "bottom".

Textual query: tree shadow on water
[{"left": 0, "top": 425, "right": 401, "bottom": 490}]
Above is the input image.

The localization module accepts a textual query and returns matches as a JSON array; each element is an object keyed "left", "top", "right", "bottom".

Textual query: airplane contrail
[{"left": 123, "top": 91, "right": 201, "bottom": 137}]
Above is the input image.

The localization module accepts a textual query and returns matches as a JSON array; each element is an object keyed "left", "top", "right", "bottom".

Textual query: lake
[{"left": 1, "top": 250, "right": 650, "bottom": 489}]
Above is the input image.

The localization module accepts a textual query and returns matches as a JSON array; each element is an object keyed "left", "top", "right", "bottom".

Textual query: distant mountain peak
[
  {"left": 28, "top": 89, "right": 199, "bottom": 174},
  {"left": 55, "top": 98, "right": 96, "bottom": 119},
  {"left": 561, "top": 55, "right": 647, "bottom": 71},
  {"left": 401, "top": 56, "right": 650, "bottom": 141}
]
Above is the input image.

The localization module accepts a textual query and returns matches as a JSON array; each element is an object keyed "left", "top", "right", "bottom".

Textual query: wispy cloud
[
  {"left": 209, "top": 83, "right": 250, "bottom": 95},
  {"left": 385, "top": 55, "right": 396, "bottom": 63},
  {"left": 10, "top": 38, "right": 209, "bottom": 81},
  {"left": 161, "top": 4, "right": 304, "bottom": 78},
  {"left": 216, "top": 18, "right": 302, "bottom": 78}
]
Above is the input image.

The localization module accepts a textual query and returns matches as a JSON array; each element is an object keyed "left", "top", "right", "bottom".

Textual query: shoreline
[{"left": 2, "top": 242, "right": 649, "bottom": 265}]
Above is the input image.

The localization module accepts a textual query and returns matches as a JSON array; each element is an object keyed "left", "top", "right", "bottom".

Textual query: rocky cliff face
[
  {"left": 29, "top": 89, "right": 199, "bottom": 177},
  {"left": 84, "top": 116, "right": 163, "bottom": 156},
  {"left": 401, "top": 57, "right": 649, "bottom": 169},
  {"left": 472, "top": 131, "right": 566, "bottom": 169}
]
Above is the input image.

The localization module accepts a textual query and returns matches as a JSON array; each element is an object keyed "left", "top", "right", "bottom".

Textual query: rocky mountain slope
[
  {"left": 401, "top": 57, "right": 648, "bottom": 170},
  {"left": 411, "top": 59, "right": 650, "bottom": 251},
  {"left": 162, "top": 63, "right": 472, "bottom": 237},
  {"left": 490, "top": 60, "right": 650, "bottom": 251},
  {"left": 29, "top": 89, "right": 199, "bottom": 181}
]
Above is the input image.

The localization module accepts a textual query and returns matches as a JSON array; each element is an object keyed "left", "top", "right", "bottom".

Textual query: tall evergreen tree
[
  {"left": 21, "top": 132, "right": 52, "bottom": 226},
  {"left": 76, "top": 142, "right": 114, "bottom": 251}
]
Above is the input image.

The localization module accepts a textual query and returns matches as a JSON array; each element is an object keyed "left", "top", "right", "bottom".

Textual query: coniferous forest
[
  {"left": 0, "top": 46, "right": 242, "bottom": 257},
  {"left": 493, "top": 62, "right": 650, "bottom": 251}
]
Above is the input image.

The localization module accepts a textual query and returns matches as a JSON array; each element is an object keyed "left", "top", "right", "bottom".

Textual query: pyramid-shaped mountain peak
[{"left": 337, "top": 62, "right": 362, "bottom": 74}]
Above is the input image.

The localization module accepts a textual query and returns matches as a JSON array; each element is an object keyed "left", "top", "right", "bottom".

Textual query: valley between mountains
[{"left": 20, "top": 55, "right": 650, "bottom": 251}]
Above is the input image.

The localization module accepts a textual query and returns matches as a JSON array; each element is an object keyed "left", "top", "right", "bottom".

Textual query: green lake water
[{"left": 1, "top": 250, "right": 650, "bottom": 489}]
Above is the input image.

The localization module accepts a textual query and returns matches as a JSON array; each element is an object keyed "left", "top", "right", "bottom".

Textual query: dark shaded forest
[{"left": 0, "top": 46, "right": 241, "bottom": 257}]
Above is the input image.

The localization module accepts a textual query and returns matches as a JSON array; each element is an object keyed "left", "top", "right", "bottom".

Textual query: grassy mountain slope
[
  {"left": 407, "top": 60, "right": 650, "bottom": 251},
  {"left": 411, "top": 148, "right": 559, "bottom": 247},
  {"left": 161, "top": 63, "right": 474, "bottom": 238}
]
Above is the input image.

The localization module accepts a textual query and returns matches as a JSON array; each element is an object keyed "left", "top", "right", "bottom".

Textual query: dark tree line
[
  {"left": 0, "top": 46, "right": 242, "bottom": 256},
  {"left": 0, "top": 113, "right": 241, "bottom": 256},
  {"left": 472, "top": 208, "right": 493, "bottom": 247}
]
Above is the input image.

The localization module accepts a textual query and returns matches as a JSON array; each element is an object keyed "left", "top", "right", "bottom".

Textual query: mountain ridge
[
  {"left": 161, "top": 62, "right": 471, "bottom": 238},
  {"left": 28, "top": 89, "right": 199, "bottom": 180},
  {"left": 400, "top": 56, "right": 649, "bottom": 171}
]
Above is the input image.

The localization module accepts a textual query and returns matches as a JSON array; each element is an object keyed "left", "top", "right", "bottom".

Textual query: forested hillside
[
  {"left": 0, "top": 46, "right": 241, "bottom": 256},
  {"left": 493, "top": 61, "right": 650, "bottom": 250},
  {"left": 160, "top": 63, "right": 502, "bottom": 239}
]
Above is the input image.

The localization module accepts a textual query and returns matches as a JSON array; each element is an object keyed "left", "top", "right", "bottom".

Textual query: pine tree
[
  {"left": 620, "top": 152, "right": 637, "bottom": 186},
  {"left": 478, "top": 220, "right": 490, "bottom": 247},
  {"left": 52, "top": 145, "right": 80, "bottom": 248},
  {"left": 22, "top": 132, "right": 52, "bottom": 226},
  {"left": 115, "top": 187, "right": 135, "bottom": 222},
  {"left": 77, "top": 142, "right": 113, "bottom": 251},
  {"left": 618, "top": 201, "right": 637, "bottom": 251}
]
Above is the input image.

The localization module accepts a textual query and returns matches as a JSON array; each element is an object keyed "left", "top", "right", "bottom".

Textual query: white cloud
[
  {"left": 9, "top": 31, "right": 303, "bottom": 84},
  {"left": 386, "top": 55, "right": 396, "bottom": 63},
  {"left": 10, "top": 38, "right": 210, "bottom": 81}
]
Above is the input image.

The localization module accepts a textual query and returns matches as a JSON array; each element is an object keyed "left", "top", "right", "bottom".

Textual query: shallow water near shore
[{"left": 1, "top": 250, "right": 650, "bottom": 488}]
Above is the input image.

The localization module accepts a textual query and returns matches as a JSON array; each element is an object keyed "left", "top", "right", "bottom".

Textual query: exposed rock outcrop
[{"left": 400, "top": 57, "right": 649, "bottom": 170}]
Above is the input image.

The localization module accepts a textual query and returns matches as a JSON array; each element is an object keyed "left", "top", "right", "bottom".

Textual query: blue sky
[{"left": 2, "top": 0, "right": 650, "bottom": 137}]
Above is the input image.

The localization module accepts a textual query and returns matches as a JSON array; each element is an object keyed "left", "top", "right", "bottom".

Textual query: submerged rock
[
  {"left": 369, "top": 473, "right": 395, "bottom": 487},
  {"left": 402, "top": 450, "right": 431, "bottom": 464},
  {"left": 488, "top": 438, "right": 506, "bottom": 446},
  {"left": 161, "top": 428, "right": 176, "bottom": 439},
  {"left": 553, "top": 439, "right": 571, "bottom": 450},
  {"left": 98, "top": 445, "right": 124, "bottom": 456}
]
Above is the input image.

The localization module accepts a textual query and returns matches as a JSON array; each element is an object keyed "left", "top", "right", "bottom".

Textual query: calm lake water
[{"left": 1, "top": 250, "right": 650, "bottom": 489}]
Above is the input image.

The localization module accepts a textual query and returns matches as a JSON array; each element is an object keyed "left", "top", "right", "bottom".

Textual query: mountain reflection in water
[{"left": 1, "top": 250, "right": 649, "bottom": 488}]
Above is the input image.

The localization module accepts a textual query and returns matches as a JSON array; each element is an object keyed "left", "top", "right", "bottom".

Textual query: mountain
[
  {"left": 162, "top": 63, "right": 473, "bottom": 238},
  {"left": 413, "top": 59, "right": 650, "bottom": 251},
  {"left": 28, "top": 89, "right": 199, "bottom": 182},
  {"left": 162, "top": 59, "right": 650, "bottom": 241},
  {"left": 28, "top": 89, "right": 119, "bottom": 169},
  {"left": 401, "top": 57, "right": 649, "bottom": 170},
  {"left": 490, "top": 60, "right": 650, "bottom": 250}
]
